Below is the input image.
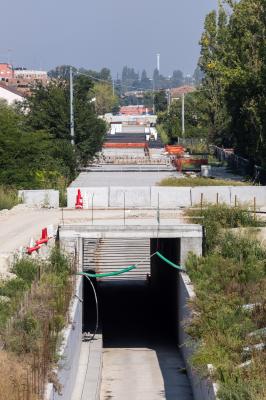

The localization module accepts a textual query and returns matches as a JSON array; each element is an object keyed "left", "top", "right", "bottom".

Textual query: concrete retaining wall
[
  {"left": 67, "top": 185, "right": 266, "bottom": 209},
  {"left": 178, "top": 272, "right": 218, "bottom": 400},
  {"left": 45, "top": 277, "right": 82, "bottom": 400},
  {"left": 109, "top": 187, "right": 151, "bottom": 207},
  {"left": 19, "top": 190, "right": 59, "bottom": 208}
]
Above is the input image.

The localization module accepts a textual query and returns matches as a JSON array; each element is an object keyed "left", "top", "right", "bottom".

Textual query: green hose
[
  {"left": 156, "top": 252, "right": 186, "bottom": 272},
  {"left": 77, "top": 265, "right": 136, "bottom": 278},
  {"left": 76, "top": 251, "right": 185, "bottom": 279}
]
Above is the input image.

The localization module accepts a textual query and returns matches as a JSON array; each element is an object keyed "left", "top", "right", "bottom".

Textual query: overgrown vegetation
[
  {"left": 185, "top": 205, "right": 266, "bottom": 399},
  {"left": 198, "top": 0, "right": 266, "bottom": 169},
  {"left": 0, "top": 186, "right": 19, "bottom": 210},
  {"left": 158, "top": 177, "right": 245, "bottom": 188},
  {"left": 0, "top": 73, "right": 106, "bottom": 191},
  {"left": 0, "top": 247, "right": 74, "bottom": 399}
]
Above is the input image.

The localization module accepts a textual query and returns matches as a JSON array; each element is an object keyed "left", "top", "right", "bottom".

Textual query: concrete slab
[
  {"left": 151, "top": 187, "right": 192, "bottom": 208},
  {"left": 71, "top": 336, "right": 102, "bottom": 400},
  {"left": 100, "top": 347, "right": 193, "bottom": 400},
  {"left": 110, "top": 187, "right": 151, "bottom": 207}
]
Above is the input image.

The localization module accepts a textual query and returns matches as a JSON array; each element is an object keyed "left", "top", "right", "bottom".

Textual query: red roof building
[{"left": 120, "top": 105, "right": 152, "bottom": 116}]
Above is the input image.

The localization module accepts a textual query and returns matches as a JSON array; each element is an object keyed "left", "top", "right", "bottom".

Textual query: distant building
[
  {"left": 14, "top": 68, "right": 48, "bottom": 85},
  {"left": 0, "top": 83, "right": 25, "bottom": 105},
  {"left": 170, "top": 85, "right": 195, "bottom": 98},
  {"left": 0, "top": 63, "right": 14, "bottom": 81},
  {"left": 120, "top": 105, "right": 152, "bottom": 116}
]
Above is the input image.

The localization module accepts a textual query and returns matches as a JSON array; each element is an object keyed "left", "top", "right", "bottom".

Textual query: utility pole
[
  {"left": 112, "top": 78, "right": 115, "bottom": 97},
  {"left": 70, "top": 66, "right": 75, "bottom": 145},
  {"left": 152, "top": 78, "right": 155, "bottom": 114},
  {"left": 167, "top": 89, "right": 171, "bottom": 113},
  {"left": 182, "top": 93, "right": 185, "bottom": 136}
]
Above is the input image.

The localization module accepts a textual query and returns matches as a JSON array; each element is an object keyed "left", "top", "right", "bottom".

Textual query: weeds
[
  {"left": 0, "top": 186, "right": 19, "bottom": 210},
  {"left": 185, "top": 204, "right": 266, "bottom": 399},
  {"left": 158, "top": 177, "right": 245, "bottom": 187},
  {"left": 187, "top": 204, "right": 264, "bottom": 252},
  {"left": 0, "top": 246, "right": 74, "bottom": 399}
]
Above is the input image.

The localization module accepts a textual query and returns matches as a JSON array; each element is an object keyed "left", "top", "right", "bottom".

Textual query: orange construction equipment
[
  {"left": 104, "top": 143, "right": 147, "bottom": 149},
  {"left": 165, "top": 145, "right": 185, "bottom": 156},
  {"left": 174, "top": 157, "right": 208, "bottom": 172},
  {"left": 75, "top": 189, "right": 83, "bottom": 209}
]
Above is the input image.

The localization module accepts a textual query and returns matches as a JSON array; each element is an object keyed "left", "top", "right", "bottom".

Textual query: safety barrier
[
  {"left": 67, "top": 186, "right": 266, "bottom": 209},
  {"left": 27, "top": 227, "right": 54, "bottom": 255}
]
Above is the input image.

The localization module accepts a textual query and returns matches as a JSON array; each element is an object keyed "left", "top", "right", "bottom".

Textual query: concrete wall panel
[
  {"left": 45, "top": 278, "right": 82, "bottom": 400},
  {"left": 67, "top": 187, "right": 109, "bottom": 208},
  {"left": 109, "top": 187, "right": 151, "bottom": 207},
  {"left": 19, "top": 190, "right": 59, "bottom": 208},
  {"left": 191, "top": 186, "right": 231, "bottom": 206},
  {"left": 231, "top": 186, "right": 266, "bottom": 207},
  {"left": 151, "top": 187, "right": 191, "bottom": 208}
]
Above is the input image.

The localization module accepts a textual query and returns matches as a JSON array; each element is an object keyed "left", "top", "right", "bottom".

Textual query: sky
[{"left": 0, "top": 0, "right": 218, "bottom": 77}]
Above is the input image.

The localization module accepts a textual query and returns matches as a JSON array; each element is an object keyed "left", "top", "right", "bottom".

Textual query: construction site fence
[{"left": 210, "top": 145, "right": 266, "bottom": 184}]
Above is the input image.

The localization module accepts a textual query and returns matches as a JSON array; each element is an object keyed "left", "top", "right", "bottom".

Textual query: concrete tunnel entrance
[
  {"left": 81, "top": 237, "right": 194, "bottom": 399},
  {"left": 59, "top": 223, "right": 202, "bottom": 399},
  {"left": 83, "top": 238, "right": 180, "bottom": 342}
]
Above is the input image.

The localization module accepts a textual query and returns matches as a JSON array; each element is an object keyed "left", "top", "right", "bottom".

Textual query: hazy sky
[{"left": 1, "top": 0, "right": 218, "bottom": 77}]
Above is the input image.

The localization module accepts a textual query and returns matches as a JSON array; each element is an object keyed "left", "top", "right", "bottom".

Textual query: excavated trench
[{"left": 82, "top": 238, "right": 193, "bottom": 400}]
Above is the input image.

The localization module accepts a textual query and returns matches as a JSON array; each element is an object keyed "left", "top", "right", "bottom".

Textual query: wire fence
[{"left": 210, "top": 145, "right": 266, "bottom": 184}]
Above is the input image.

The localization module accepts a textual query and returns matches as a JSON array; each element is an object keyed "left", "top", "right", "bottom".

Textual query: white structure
[
  {"left": 0, "top": 84, "right": 24, "bottom": 105},
  {"left": 14, "top": 69, "right": 48, "bottom": 80}
]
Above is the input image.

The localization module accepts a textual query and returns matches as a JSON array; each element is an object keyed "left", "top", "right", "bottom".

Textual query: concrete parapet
[
  {"left": 19, "top": 190, "right": 59, "bottom": 208},
  {"left": 191, "top": 186, "right": 231, "bottom": 206},
  {"left": 109, "top": 186, "right": 151, "bottom": 207},
  {"left": 151, "top": 187, "right": 191, "bottom": 208},
  {"left": 67, "top": 185, "right": 266, "bottom": 209},
  {"left": 45, "top": 277, "right": 83, "bottom": 400},
  {"left": 67, "top": 187, "right": 109, "bottom": 208},
  {"left": 230, "top": 186, "right": 266, "bottom": 207},
  {"left": 178, "top": 272, "right": 218, "bottom": 400}
]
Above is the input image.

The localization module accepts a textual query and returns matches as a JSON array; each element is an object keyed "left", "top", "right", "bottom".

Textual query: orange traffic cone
[{"left": 75, "top": 189, "right": 83, "bottom": 209}]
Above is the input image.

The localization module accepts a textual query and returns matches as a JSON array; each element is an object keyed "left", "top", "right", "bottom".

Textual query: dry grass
[{"left": 0, "top": 351, "right": 40, "bottom": 400}]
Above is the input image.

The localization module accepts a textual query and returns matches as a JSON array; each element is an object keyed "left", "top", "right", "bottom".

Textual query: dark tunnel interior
[{"left": 82, "top": 238, "right": 180, "bottom": 347}]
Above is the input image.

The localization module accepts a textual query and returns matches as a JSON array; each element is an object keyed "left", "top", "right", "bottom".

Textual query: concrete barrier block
[
  {"left": 67, "top": 187, "right": 109, "bottom": 208},
  {"left": 151, "top": 187, "right": 192, "bottom": 208},
  {"left": 230, "top": 186, "right": 266, "bottom": 207},
  {"left": 19, "top": 190, "right": 59, "bottom": 208},
  {"left": 109, "top": 187, "right": 151, "bottom": 207},
  {"left": 191, "top": 186, "right": 231, "bottom": 206}
]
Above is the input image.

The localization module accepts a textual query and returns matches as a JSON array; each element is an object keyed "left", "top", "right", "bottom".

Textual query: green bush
[
  {"left": 0, "top": 187, "right": 19, "bottom": 210},
  {"left": 185, "top": 204, "right": 266, "bottom": 399},
  {"left": 11, "top": 258, "right": 39, "bottom": 285},
  {"left": 187, "top": 204, "right": 265, "bottom": 252}
]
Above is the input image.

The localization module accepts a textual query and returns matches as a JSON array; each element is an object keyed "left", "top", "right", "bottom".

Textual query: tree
[
  {"left": 198, "top": 0, "right": 266, "bottom": 168},
  {"left": 21, "top": 76, "right": 106, "bottom": 165},
  {"left": 157, "top": 91, "right": 209, "bottom": 141},
  {"left": 0, "top": 101, "right": 76, "bottom": 188},
  {"left": 93, "top": 83, "right": 119, "bottom": 115},
  {"left": 154, "top": 91, "right": 167, "bottom": 113},
  {"left": 170, "top": 70, "right": 184, "bottom": 87}
]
